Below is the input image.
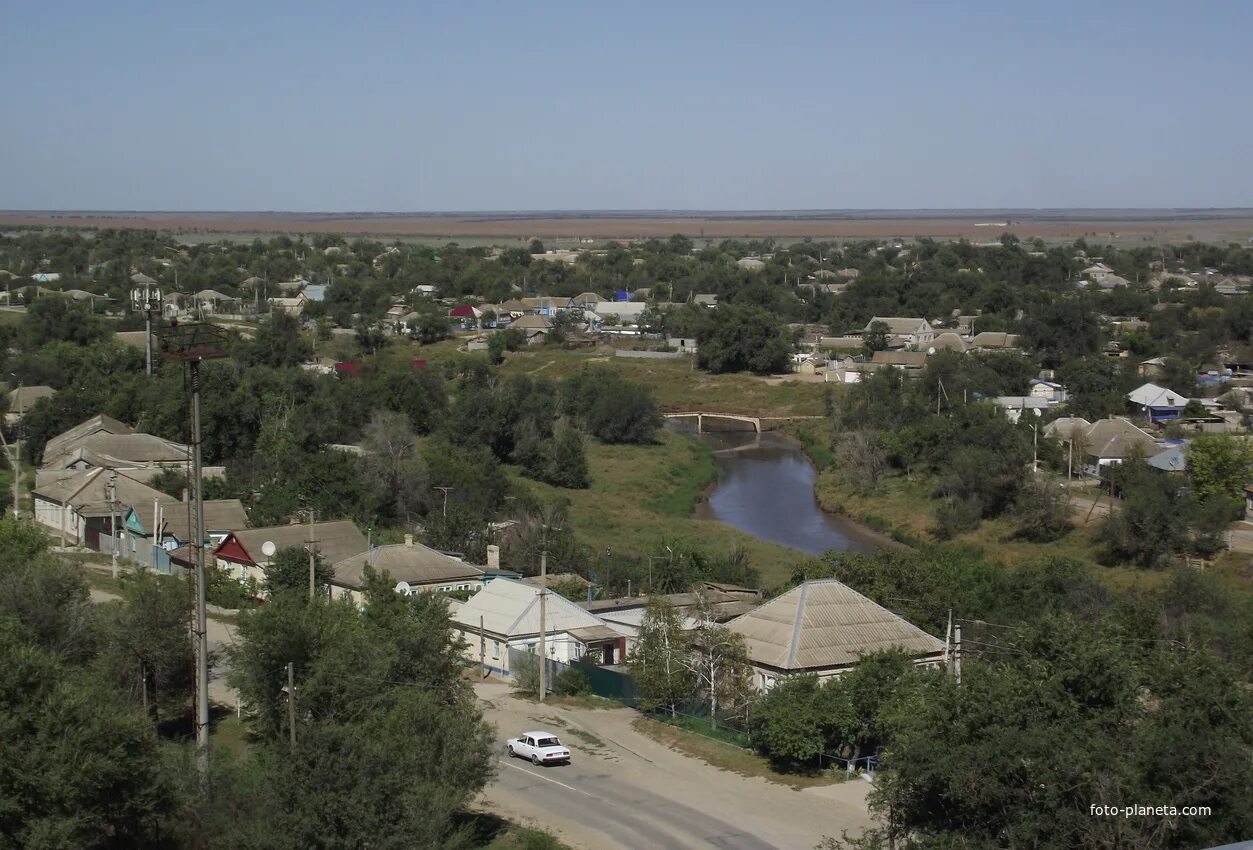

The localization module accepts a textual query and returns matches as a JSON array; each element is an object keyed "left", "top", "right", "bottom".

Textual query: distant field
[{"left": 5, "top": 209, "right": 1253, "bottom": 245}]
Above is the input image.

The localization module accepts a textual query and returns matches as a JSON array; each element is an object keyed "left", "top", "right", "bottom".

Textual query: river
[{"left": 682, "top": 427, "right": 885, "bottom": 556}]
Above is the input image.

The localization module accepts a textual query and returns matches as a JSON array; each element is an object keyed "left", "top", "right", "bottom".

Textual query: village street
[{"left": 472, "top": 680, "right": 872, "bottom": 850}]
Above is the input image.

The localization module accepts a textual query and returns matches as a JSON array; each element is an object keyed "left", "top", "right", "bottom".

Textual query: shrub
[{"left": 553, "top": 666, "right": 591, "bottom": 696}]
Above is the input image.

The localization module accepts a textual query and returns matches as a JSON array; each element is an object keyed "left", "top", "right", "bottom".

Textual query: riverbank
[{"left": 516, "top": 429, "right": 808, "bottom": 589}]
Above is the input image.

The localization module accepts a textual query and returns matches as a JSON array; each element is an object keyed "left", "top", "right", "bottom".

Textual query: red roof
[
  {"left": 214, "top": 533, "right": 255, "bottom": 566},
  {"left": 334, "top": 361, "right": 362, "bottom": 377},
  {"left": 449, "top": 305, "right": 477, "bottom": 318}
]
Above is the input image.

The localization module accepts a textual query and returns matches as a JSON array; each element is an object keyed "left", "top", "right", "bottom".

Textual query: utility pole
[
  {"left": 537, "top": 548, "right": 548, "bottom": 703},
  {"left": 307, "top": 508, "right": 317, "bottom": 601},
  {"left": 479, "top": 614, "right": 486, "bottom": 675},
  {"left": 954, "top": 624, "right": 962, "bottom": 686},
  {"left": 162, "top": 323, "right": 227, "bottom": 785},
  {"left": 287, "top": 662, "right": 297, "bottom": 748},
  {"left": 1032, "top": 423, "right": 1038, "bottom": 473},
  {"left": 109, "top": 472, "right": 118, "bottom": 580}
]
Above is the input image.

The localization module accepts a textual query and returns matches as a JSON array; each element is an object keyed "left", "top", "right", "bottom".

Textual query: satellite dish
[
  {"left": 261, "top": 541, "right": 276, "bottom": 558},
  {"left": 395, "top": 581, "right": 412, "bottom": 596}
]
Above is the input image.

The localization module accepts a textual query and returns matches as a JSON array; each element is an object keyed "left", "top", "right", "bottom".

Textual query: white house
[
  {"left": 863, "top": 317, "right": 934, "bottom": 348},
  {"left": 451, "top": 579, "right": 625, "bottom": 676},
  {"left": 727, "top": 579, "right": 945, "bottom": 691},
  {"left": 1028, "top": 379, "right": 1067, "bottom": 405}
]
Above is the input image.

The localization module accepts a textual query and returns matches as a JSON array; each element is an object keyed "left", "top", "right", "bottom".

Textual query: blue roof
[{"left": 304, "top": 284, "right": 327, "bottom": 302}]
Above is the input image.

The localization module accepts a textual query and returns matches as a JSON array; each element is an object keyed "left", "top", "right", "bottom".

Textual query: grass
[
  {"left": 812, "top": 465, "right": 1173, "bottom": 593},
  {"left": 209, "top": 714, "right": 252, "bottom": 759},
  {"left": 632, "top": 717, "right": 840, "bottom": 790},
  {"left": 516, "top": 428, "right": 811, "bottom": 588},
  {"left": 497, "top": 345, "right": 827, "bottom": 417}
]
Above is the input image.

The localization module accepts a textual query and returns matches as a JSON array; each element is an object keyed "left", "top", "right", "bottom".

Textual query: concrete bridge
[{"left": 662, "top": 412, "right": 826, "bottom": 434}]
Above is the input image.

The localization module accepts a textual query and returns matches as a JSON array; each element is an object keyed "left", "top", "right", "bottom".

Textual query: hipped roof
[
  {"left": 727, "top": 579, "right": 944, "bottom": 671},
  {"left": 452, "top": 578, "right": 604, "bottom": 638},
  {"left": 218, "top": 520, "right": 367, "bottom": 566},
  {"left": 333, "top": 541, "right": 483, "bottom": 590}
]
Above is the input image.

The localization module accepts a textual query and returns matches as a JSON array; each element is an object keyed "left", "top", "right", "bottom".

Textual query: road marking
[{"left": 499, "top": 759, "right": 595, "bottom": 798}]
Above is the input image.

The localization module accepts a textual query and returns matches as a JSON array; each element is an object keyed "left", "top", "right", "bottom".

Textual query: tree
[
  {"left": 97, "top": 570, "right": 195, "bottom": 723},
  {"left": 264, "top": 546, "right": 333, "bottom": 597},
  {"left": 414, "top": 312, "right": 449, "bottom": 345},
  {"left": 685, "top": 617, "right": 752, "bottom": 729},
  {"left": 246, "top": 311, "right": 312, "bottom": 368},
  {"left": 0, "top": 622, "right": 179, "bottom": 848},
  {"left": 1186, "top": 434, "right": 1253, "bottom": 515},
  {"left": 1012, "top": 476, "right": 1073, "bottom": 542},
  {"left": 1099, "top": 457, "right": 1193, "bottom": 568},
  {"left": 862, "top": 320, "right": 890, "bottom": 354},
  {"left": 834, "top": 429, "right": 887, "bottom": 494},
  {"left": 543, "top": 426, "right": 589, "bottom": 489},
  {"left": 748, "top": 675, "right": 829, "bottom": 769},
  {"left": 630, "top": 598, "right": 694, "bottom": 717},
  {"left": 561, "top": 367, "right": 660, "bottom": 444},
  {"left": 696, "top": 304, "right": 791, "bottom": 374},
  {"left": 361, "top": 410, "right": 429, "bottom": 522}
]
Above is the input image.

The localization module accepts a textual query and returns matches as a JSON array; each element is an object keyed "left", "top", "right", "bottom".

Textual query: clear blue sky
[{"left": 3, "top": 0, "right": 1250, "bottom": 211}]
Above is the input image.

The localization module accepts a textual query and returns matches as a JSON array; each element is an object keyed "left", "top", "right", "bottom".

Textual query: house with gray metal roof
[
  {"left": 451, "top": 578, "right": 624, "bottom": 675},
  {"left": 727, "top": 578, "right": 945, "bottom": 690},
  {"left": 330, "top": 534, "right": 485, "bottom": 604}
]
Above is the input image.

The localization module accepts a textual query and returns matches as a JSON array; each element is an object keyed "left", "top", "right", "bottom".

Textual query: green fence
[{"left": 572, "top": 661, "right": 637, "bottom": 704}]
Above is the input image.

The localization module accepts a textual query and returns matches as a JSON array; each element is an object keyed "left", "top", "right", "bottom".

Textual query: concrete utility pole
[
  {"left": 307, "top": 509, "right": 317, "bottom": 601},
  {"left": 287, "top": 662, "right": 297, "bottom": 748},
  {"left": 109, "top": 472, "right": 118, "bottom": 579},
  {"left": 954, "top": 624, "right": 963, "bottom": 686},
  {"left": 162, "top": 323, "right": 227, "bottom": 786},
  {"left": 537, "top": 548, "right": 548, "bottom": 703}
]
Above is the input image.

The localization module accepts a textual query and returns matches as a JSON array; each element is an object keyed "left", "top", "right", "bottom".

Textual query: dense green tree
[
  {"left": 1098, "top": 457, "right": 1193, "bottom": 567},
  {"left": 1186, "top": 433, "right": 1253, "bottom": 515},
  {"left": 696, "top": 304, "right": 791, "bottom": 374},
  {"left": 263, "top": 547, "right": 333, "bottom": 598},
  {"left": 560, "top": 367, "right": 660, "bottom": 444},
  {"left": 630, "top": 598, "right": 695, "bottom": 717},
  {"left": 245, "top": 312, "right": 312, "bottom": 368},
  {"left": 544, "top": 425, "right": 589, "bottom": 489}
]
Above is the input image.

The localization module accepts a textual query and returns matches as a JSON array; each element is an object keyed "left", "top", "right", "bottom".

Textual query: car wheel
[
  {"left": 531, "top": 754, "right": 540, "bottom": 766},
  {"left": 507, "top": 745, "right": 515, "bottom": 758}
]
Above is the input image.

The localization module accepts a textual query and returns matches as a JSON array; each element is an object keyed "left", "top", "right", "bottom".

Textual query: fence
[
  {"left": 98, "top": 532, "right": 174, "bottom": 574},
  {"left": 613, "top": 349, "right": 682, "bottom": 360}
]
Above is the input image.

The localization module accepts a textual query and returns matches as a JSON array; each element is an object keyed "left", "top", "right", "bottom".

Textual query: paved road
[{"left": 475, "top": 681, "right": 871, "bottom": 850}]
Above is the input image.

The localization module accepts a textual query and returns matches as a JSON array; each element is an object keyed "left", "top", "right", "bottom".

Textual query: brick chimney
[{"left": 486, "top": 544, "right": 500, "bottom": 570}]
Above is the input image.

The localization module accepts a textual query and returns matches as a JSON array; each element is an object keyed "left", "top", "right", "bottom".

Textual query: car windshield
[{"left": 535, "top": 737, "right": 560, "bottom": 747}]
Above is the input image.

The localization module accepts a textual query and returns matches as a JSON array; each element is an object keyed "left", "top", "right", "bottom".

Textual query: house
[
  {"left": 508, "top": 314, "right": 552, "bottom": 345},
  {"left": 692, "top": 293, "right": 718, "bottom": 306},
  {"left": 192, "top": 289, "right": 242, "bottom": 315},
  {"left": 927, "top": 332, "right": 967, "bottom": 354},
  {"left": 42, "top": 414, "right": 134, "bottom": 462},
  {"left": 119, "top": 497, "right": 249, "bottom": 573},
  {"left": 569, "top": 292, "right": 604, "bottom": 311},
  {"left": 497, "top": 298, "right": 527, "bottom": 318},
  {"left": 1050, "top": 417, "right": 1159, "bottom": 474},
  {"left": 726, "top": 578, "right": 945, "bottom": 691},
  {"left": 991, "top": 396, "right": 1050, "bottom": 423},
  {"left": 448, "top": 304, "right": 482, "bottom": 327},
  {"left": 870, "top": 350, "right": 928, "bottom": 374},
  {"left": 302, "top": 284, "right": 327, "bottom": 303},
  {"left": 1127, "top": 382, "right": 1188, "bottom": 423},
  {"left": 32, "top": 468, "right": 175, "bottom": 548},
  {"left": 736, "top": 257, "right": 767, "bottom": 271},
  {"left": 667, "top": 337, "right": 698, "bottom": 354},
  {"left": 520, "top": 297, "right": 567, "bottom": 317},
  {"left": 213, "top": 520, "right": 368, "bottom": 590},
  {"left": 330, "top": 534, "right": 485, "bottom": 605},
  {"left": 864, "top": 317, "right": 934, "bottom": 348},
  {"left": 451, "top": 578, "right": 626, "bottom": 675},
  {"left": 584, "top": 586, "right": 760, "bottom": 654},
  {"left": 4, "top": 385, "right": 54, "bottom": 424},
  {"left": 1138, "top": 357, "right": 1167, "bottom": 378},
  {"left": 41, "top": 431, "right": 191, "bottom": 476},
  {"left": 267, "top": 293, "right": 307, "bottom": 315},
  {"left": 969, "top": 331, "right": 1022, "bottom": 350},
  {"left": 1146, "top": 445, "right": 1188, "bottom": 473},
  {"left": 1028, "top": 379, "right": 1067, "bottom": 405}
]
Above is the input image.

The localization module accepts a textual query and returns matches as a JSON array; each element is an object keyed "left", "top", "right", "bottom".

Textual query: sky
[{"left": 2, "top": 0, "right": 1251, "bottom": 211}]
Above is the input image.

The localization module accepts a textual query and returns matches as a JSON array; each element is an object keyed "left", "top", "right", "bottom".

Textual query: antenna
[{"left": 261, "top": 540, "right": 277, "bottom": 558}]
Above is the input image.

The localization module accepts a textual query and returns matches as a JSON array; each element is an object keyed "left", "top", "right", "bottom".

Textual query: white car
[{"left": 507, "top": 731, "right": 571, "bottom": 766}]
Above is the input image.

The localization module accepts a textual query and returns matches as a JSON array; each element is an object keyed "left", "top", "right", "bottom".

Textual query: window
[
  {"left": 241, "top": 564, "right": 250, "bottom": 581},
  {"left": 491, "top": 641, "right": 500, "bottom": 660}
]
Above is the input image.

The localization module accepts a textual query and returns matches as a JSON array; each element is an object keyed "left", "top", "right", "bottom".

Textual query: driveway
[{"left": 473, "top": 681, "right": 872, "bottom": 850}]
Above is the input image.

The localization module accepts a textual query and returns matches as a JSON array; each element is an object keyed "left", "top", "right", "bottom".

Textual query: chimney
[
  {"left": 486, "top": 544, "right": 500, "bottom": 570},
  {"left": 403, "top": 533, "right": 413, "bottom": 548}
]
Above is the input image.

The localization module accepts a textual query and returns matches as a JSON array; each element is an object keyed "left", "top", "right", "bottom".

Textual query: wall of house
[{"left": 33, "top": 498, "right": 81, "bottom": 544}]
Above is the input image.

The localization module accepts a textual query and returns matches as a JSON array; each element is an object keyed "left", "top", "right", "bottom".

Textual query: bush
[
  {"left": 510, "top": 655, "right": 540, "bottom": 696},
  {"left": 553, "top": 666, "right": 591, "bottom": 696},
  {"left": 1011, "top": 477, "right": 1072, "bottom": 542},
  {"left": 933, "top": 496, "right": 982, "bottom": 540}
]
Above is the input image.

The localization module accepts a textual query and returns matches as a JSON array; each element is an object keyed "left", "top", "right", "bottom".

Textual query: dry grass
[{"left": 632, "top": 717, "right": 840, "bottom": 790}]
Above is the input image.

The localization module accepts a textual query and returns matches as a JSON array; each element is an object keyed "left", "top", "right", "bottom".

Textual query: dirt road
[{"left": 473, "top": 681, "right": 871, "bottom": 850}]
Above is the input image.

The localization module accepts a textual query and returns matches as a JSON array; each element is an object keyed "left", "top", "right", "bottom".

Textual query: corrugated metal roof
[
  {"left": 43, "top": 415, "right": 133, "bottom": 460},
  {"left": 452, "top": 578, "right": 604, "bottom": 638},
  {"left": 728, "top": 579, "right": 944, "bottom": 671},
  {"left": 224, "top": 521, "right": 367, "bottom": 566},
  {"left": 332, "top": 541, "right": 483, "bottom": 590}
]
